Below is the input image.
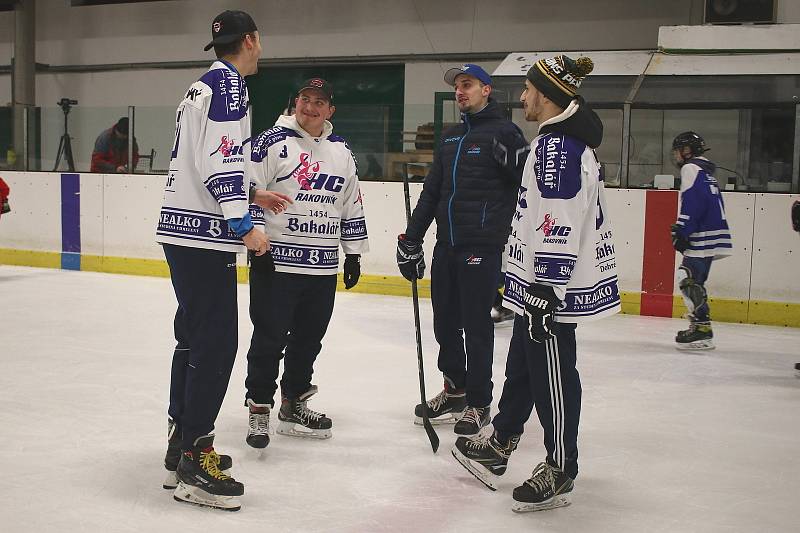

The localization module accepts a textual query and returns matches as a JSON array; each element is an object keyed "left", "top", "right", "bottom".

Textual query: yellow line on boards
[{"left": 2, "top": 248, "right": 798, "bottom": 327}]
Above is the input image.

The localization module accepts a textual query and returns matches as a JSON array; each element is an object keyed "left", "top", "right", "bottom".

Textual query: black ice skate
[
  {"left": 512, "top": 460, "right": 574, "bottom": 513},
  {"left": 414, "top": 380, "right": 466, "bottom": 425},
  {"left": 491, "top": 306, "right": 515, "bottom": 325},
  {"left": 675, "top": 321, "right": 714, "bottom": 351},
  {"left": 163, "top": 418, "right": 231, "bottom": 490},
  {"left": 245, "top": 399, "right": 271, "bottom": 449},
  {"left": 173, "top": 435, "right": 244, "bottom": 511},
  {"left": 454, "top": 406, "right": 491, "bottom": 436},
  {"left": 277, "top": 386, "right": 332, "bottom": 439},
  {"left": 451, "top": 432, "right": 520, "bottom": 491}
]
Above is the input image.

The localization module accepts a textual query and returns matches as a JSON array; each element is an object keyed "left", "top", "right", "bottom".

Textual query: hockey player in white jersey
[
  {"left": 155, "top": 11, "right": 277, "bottom": 512},
  {"left": 451, "top": 55, "right": 620, "bottom": 513},
  {"left": 244, "top": 78, "right": 369, "bottom": 444}
]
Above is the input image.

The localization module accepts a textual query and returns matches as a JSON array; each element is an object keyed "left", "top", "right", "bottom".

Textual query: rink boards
[{"left": 0, "top": 171, "right": 798, "bottom": 327}]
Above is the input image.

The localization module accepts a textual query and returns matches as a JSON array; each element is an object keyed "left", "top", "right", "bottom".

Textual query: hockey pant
[
  {"left": 163, "top": 244, "right": 239, "bottom": 452},
  {"left": 677, "top": 256, "right": 713, "bottom": 322},
  {"left": 245, "top": 268, "right": 337, "bottom": 406},
  {"left": 493, "top": 316, "right": 580, "bottom": 480},
  {"left": 431, "top": 242, "right": 502, "bottom": 408}
]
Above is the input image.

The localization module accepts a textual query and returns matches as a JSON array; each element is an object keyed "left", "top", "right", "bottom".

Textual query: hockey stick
[{"left": 402, "top": 165, "right": 439, "bottom": 454}]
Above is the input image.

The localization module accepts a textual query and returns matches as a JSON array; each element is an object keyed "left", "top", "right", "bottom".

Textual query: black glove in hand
[
  {"left": 343, "top": 254, "right": 361, "bottom": 289},
  {"left": 396, "top": 234, "right": 425, "bottom": 281},
  {"left": 248, "top": 249, "right": 274, "bottom": 275},
  {"left": 492, "top": 138, "right": 509, "bottom": 168},
  {"left": 670, "top": 223, "right": 689, "bottom": 253},
  {"left": 523, "top": 284, "right": 560, "bottom": 343}
]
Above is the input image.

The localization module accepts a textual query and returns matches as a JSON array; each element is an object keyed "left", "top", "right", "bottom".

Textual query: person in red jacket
[
  {"left": 90, "top": 117, "right": 139, "bottom": 173},
  {"left": 0, "top": 177, "right": 10, "bottom": 220}
]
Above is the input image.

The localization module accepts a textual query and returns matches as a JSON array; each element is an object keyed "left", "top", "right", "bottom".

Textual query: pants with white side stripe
[{"left": 492, "top": 315, "right": 580, "bottom": 479}]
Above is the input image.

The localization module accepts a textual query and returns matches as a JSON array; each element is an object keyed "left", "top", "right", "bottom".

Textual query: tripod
[{"left": 53, "top": 99, "right": 77, "bottom": 172}]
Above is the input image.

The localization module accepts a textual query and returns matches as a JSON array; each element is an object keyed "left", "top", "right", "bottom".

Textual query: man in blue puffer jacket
[{"left": 397, "top": 64, "right": 529, "bottom": 436}]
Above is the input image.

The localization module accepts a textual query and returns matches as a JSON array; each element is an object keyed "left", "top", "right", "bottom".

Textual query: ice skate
[
  {"left": 163, "top": 418, "right": 231, "bottom": 490},
  {"left": 451, "top": 432, "right": 519, "bottom": 491},
  {"left": 245, "top": 399, "right": 271, "bottom": 449},
  {"left": 414, "top": 379, "right": 466, "bottom": 425},
  {"left": 454, "top": 406, "right": 490, "bottom": 436},
  {"left": 173, "top": 435, "right": 244, "bottom": 511},
  {"left": 511, "top": 461, "right": 573, "bottom": 513},
  {"left": 277, "top": 386, "right": 332, "bottom": 439},
  {"left": 675, "top": 322, "right": 715, "bottom": 351}
]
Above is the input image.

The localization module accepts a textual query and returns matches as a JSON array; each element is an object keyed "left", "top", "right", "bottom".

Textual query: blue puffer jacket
[{"left": 405, "top": 99, "right": 529, "bottom": 251}]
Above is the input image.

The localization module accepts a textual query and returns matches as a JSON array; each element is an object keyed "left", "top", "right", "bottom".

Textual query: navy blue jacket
[{"left": 405, "top": 99, "right": 528, "bottom": 250}]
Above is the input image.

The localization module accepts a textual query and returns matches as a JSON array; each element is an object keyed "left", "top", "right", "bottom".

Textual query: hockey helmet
[{"left": 671, "top": 131, "right": 708, "bottom": 157}]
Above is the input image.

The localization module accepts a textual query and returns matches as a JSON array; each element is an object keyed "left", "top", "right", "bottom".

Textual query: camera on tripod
[
  {"left": 57, "top": 98, "right": 78, "bottom": 113},
  {"left": 53, "top": 98, "right": 78, "bottom": 171}
]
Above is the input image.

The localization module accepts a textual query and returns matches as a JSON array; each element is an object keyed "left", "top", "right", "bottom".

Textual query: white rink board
[
  {"left": 750, "top": 193, "right": 800, "bottom": 303},
  {"left": 359, "top": 181, "right": 437, "bottom": 276},
  {"left": 700, "top": 193, "right": 756, "bottom": 301},
  {"left": 102, "top": 173, "right": 166, "bottom": 260},
  {"left": 1, "top": 172, "right": 800, "bottom": 306},
  {"left": 78, "top": 173, "right": 105, "bottom": 257},
  {"left": 604, "top": 188, "right": 645, "bottom": 294},
  {"left": 0, "top": 172, "right": 62, "bottom": 252}
]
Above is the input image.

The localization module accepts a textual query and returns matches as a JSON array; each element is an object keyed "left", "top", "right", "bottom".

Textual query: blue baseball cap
[{"left": 444, "top": 64, "right": 492, "bottom": 86}]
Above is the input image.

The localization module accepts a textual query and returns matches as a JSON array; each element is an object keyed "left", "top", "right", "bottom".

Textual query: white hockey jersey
[
  {"left": 249, "top": 115, "right": 369, "bottom": 275},
  {"left": 503, "top": 103, "right": 621, "bottom": 323},
  {"left": 156, "top": 60, "right": 255, "bottom": 253}
]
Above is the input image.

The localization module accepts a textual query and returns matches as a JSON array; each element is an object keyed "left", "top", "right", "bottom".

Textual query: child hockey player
[{"left": 669, "top": 131, "right": 733, "bottom": 350}]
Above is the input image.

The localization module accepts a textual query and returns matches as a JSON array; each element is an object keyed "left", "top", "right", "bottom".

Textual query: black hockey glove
[
  {"left": 792, "top": 200, "right": 800, "bottom": 233},
  {"left": 396, "top": 234, "right": 425, "bottom": 281},
  {"left": 492, "top": 137, "right": 509, "bottom": 168},
  {"left": 343, "top": 254, "right": 361, "bottom": 290},
  {"left": 248, "top": 249, "right": 275, "bottom": 275},
  {"left": 523, "top": 284, "right": 560, "bottom": 343},
  {"left": 670, "top": 224, "right": 689, "bottom": 253}
]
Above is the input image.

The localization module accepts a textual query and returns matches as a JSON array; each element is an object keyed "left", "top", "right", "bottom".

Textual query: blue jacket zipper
[{"left": 448, "top": 114, "right": 471, "bottom": 246}]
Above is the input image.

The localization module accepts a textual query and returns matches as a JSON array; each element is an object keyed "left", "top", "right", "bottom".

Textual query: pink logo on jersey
[
  {"left": 536, "top": 213, "right": 557, "bottom": 236},
  {"left": 292, "top": 153, "right": 321, "bottom": 190},
  {"left": 210, "top": 136, "right": 236, "bottom": 157}
]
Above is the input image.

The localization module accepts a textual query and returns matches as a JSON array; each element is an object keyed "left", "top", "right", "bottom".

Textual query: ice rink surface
[{"left": 1, "top": 265, "right": 798, "bottom": 532}]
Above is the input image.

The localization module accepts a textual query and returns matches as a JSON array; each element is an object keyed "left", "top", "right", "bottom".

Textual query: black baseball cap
[
  {"left": 114, "top": 117, "right": 129, "bottom": 135},
  {"left": 203, "top": 10, "right": 258, "bottom": 52},
  {"left": 297, "top": 78, "right": 334, "bottom": 102}
]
